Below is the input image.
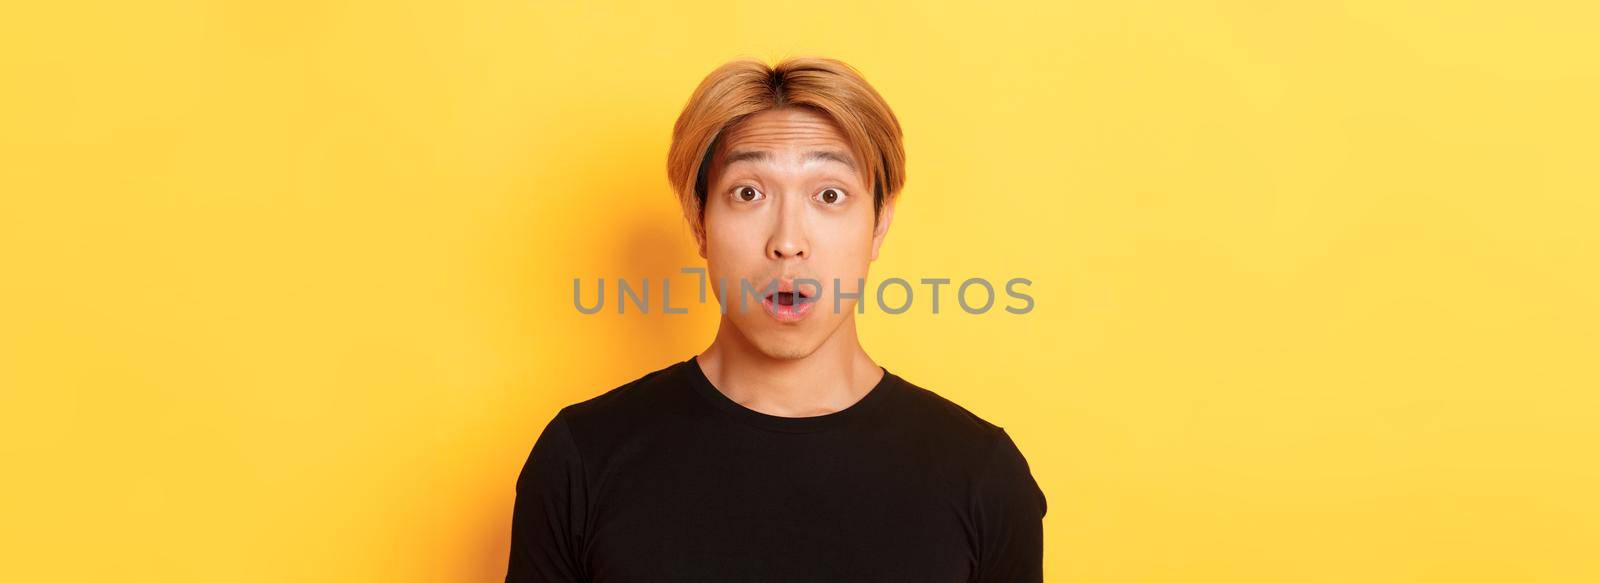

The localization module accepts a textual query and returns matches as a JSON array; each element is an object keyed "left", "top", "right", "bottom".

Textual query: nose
[{"left": 766, "top": 194, "right": 809, "bottom": 260}]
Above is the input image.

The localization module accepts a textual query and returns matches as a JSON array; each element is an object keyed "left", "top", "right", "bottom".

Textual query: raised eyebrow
[
  {"left": 722, "top": 149, "right": 856, "bottom": 170},
  {"left": 723, "top": 149, "right": 769, "bottom": 165},
  {"left": 805, "top": 150, "right": 856, "bottom": 170}
]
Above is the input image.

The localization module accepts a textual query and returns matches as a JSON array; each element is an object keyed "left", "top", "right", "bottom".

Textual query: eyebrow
[{"left": 724, "top": 149, "right": 856, "bottom": 170}]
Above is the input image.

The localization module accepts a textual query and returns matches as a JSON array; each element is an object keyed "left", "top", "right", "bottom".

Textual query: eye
[
  {"left": 732, "top": 185, "right": 764, "bottom": 203},
  {"left": 816, "top": 187, "right": 846, "bottom": 205}
]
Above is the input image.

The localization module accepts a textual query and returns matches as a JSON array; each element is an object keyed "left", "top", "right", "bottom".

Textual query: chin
[
  {"left": 724, "top": 306, "right": 846, "bottom": 361},
  {"left": 753, "top": 340, "right": 819, "bottom": 361},
  {"left": 736, "top": 322, "right": 822, "bottom": 360}
]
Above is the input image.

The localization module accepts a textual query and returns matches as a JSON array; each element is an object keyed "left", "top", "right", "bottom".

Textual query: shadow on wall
[{"left": 465, "top": 111, "right": 708, "bottom": 581}]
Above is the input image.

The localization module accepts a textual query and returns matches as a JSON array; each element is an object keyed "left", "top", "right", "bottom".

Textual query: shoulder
[
  {"left": 551, "top": 359, "right": 699, "bottom": 449},
  {"left": 877, "top": 373, "right": 1044, "bottom": 515},
  {"left": 887, "top": 375, "right": 1048, "bottom": 518},
  {"left": 889, "top": 373, "right": 1008, "bottom": 438},
  {"left": 880, "top": 372, "right": 1018, "bottom": 463},
  {"left": 562, "top": 360, "right": 687, "bottom": 416}
]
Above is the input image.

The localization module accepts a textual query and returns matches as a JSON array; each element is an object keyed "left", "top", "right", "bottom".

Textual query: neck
[{"left": 695, "top": 315, "right": 883, "bottom": 418}]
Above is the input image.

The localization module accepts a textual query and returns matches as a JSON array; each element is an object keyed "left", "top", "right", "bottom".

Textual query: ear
[
  {"left": 695, "top": 225, "right": 708, "bottom": 259},
  {"left": 869, "top": 200, "right": 894, "bottom": 262}
]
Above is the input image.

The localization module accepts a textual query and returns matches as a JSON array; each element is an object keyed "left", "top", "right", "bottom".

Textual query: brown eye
[
  {"left": 735, "top": 186, "right": 762, "bottom": 202},
  {"left": 818, "top": 188, "right": 844, "bottom": 205}
]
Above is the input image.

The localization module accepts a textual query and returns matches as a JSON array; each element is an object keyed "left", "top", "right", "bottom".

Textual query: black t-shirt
[{"left": 506, "top": 356, "right": 1047, "bottom": 582}]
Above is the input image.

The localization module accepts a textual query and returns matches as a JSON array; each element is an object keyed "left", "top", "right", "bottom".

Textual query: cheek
[
  {"left": 701, "top": 214, "right": 766, "bottom": 277},
  {"left": 704, "top": 210, "right": 758, "bottom": 250},
  {"left": 814, "top": 212, "right": 878, "bottom": 256},
  {"left": 808, "top": 226, "right": 876, "bottom": 298}
]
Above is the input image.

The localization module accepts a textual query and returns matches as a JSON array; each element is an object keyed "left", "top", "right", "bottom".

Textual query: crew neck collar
[{"left": 682, "top": 355, "right": 898, "bottom": 434}]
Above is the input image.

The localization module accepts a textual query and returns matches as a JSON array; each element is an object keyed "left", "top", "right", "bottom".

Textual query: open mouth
[
  {"left": 770, "top": 290, "right": 808, "bottom": 306},
  {"left": 762, "top": 282, "right": 817, "bottom": 322}
]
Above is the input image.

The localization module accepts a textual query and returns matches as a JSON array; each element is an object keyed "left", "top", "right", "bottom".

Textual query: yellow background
[{"left": 3, "top": 1, "right": 1597, "bottom": 581}]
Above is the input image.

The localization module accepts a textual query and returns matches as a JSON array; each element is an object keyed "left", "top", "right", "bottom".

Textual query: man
[{"left": 507, "top": 56, "right": 1047, "bottom": 582}]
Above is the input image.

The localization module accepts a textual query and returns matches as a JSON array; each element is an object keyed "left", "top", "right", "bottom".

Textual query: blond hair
[{"left": 667, "top": 57, "right": 906, "bottom": 241}]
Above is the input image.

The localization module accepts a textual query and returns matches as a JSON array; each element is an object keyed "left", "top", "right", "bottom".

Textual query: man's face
[{"left": 699, "top": 107, "right": 893, "bottom": 360}]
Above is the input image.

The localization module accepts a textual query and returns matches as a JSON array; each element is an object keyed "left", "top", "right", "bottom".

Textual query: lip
[{"left": 761, "top": 287, "right": 818, "bottom": 323}]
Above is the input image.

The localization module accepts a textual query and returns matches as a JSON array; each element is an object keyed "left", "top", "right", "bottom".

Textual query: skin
[{"left": 693, "top": 106, "right": 895, "bottom": 418}]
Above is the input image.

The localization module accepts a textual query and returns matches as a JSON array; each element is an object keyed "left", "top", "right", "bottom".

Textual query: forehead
[{"left": 714, "top": 107, "right": 854, "bottom": 162}]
